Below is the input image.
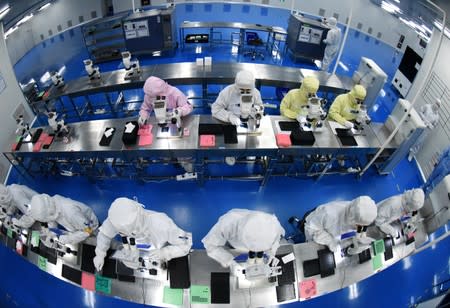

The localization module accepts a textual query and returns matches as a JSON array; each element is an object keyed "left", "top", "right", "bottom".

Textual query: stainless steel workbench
[
  {"left": 45, "top": 62, "right": 354, "bottom": 102},
  {"left": 179, "top": 21, "right": 287, "bottom": 53},
  {"left": 3, "top": 114, "right": 401, "bottom": 183},
  {"left": 0, "top": 224, "right": 418, "bottom": 307}
]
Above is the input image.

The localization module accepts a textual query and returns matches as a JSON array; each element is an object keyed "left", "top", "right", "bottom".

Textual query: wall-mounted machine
[
  {"left": 122, "top": 7, "right": 176, "bottom": 55},
  {"left": 352, "top": 57, "right": 387, "bottom": 110},
  {"left": 379, "top": 98, "right": 426, "bottom": 174},
  {"left": 286, "top": 14, "right": 330, "bottom": 62},
  {"left": 392, "top": 46, "right": 423, "bottom": 98}
]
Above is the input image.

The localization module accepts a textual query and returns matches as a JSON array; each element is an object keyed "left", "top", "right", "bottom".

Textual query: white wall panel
[
  {"left": 6, "top": 0, "right": 104, "bottom": 64},
  {"left": 0, "top": 23, "right": 34, "bottom": 181}
]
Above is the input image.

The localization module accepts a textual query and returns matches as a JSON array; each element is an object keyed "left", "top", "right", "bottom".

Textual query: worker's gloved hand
[
  {"left": 389, "top": 230, "right": 399, "bottom": 238},
  {"left": 229, "top": 261, "right": 243, "bottom": 275},
  {"left": 379, "top": 224, "right": 398, "bottom": 238},
  {"left": 148, "top": 249, "right": 162, "bottom": 261},
  {"left": 93, "top": 256, "right": 104, "bottom": 272},
  {"left": 357, "top": 236, "right": 375, "bottom": 246},
  {"left": 229, "top": 114, "right": 242, "bottom": 126},
  {"left": 138, "top": 116, "right": 146, "bottom": 127},
  {"left": 327, "top": 240, "right": 339, "bottom": 253},
  {"left": 58, "top": 234, "right": 70, "bottom": 245},
  {"left": 120, "top": 248, "right": 139, "bottom": 262},
  {"left": 343, "top": 121, "right": 354, "bottom": 129},
  {"left": 268, "top": 255, "right": 280, "bottom": 267}
]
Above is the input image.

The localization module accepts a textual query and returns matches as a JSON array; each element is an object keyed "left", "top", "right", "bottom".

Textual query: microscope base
[{"left": 156, "top": 124, "right": 183, "bottom": 139}]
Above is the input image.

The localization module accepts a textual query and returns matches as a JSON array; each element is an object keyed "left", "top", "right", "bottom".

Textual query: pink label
[
  {"left": 299, "top": 279, "right": 317, "bottom": 299},
  {"left": 200, "top": 135, "right": 215, "bottom": 147},
  {"left": 139, "top": 135, "right": 153, "bottom": 146},
  {"left": 33, "top": 142, "right": 43, "bottom": 152},
  {"left": 81, "top": 272, "right": 96, "bottom": 291}
]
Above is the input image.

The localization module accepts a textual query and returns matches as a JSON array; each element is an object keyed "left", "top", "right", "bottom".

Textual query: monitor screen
[{"left": 398, "top": 46, "right": 423, "bottom": 83}]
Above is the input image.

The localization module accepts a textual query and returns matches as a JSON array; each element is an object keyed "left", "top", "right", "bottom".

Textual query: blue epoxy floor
[{"left": 6, "top": 3, "right": 450, "bottom": 308}]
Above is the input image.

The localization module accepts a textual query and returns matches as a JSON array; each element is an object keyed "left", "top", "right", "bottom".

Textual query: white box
[
  {"left": 196, "top": 58, "right": 204, "bottom": 66},
  {"left": 204, "top": 56, "right": 212, "bottom": 66}
]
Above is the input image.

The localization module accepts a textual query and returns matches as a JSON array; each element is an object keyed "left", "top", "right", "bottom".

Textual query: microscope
[
  {"left": 354, "top": 104, "right": 371, "bottom": 132},
  {"left": 38, "top": 225, "right": 77, "bottom": 256},
  {"left": 47, "top": 112, "right": 69, "bottom": 136},
  {"left": 83, "top": 59, "right": 101, "bottom": 80},
  {"left": 303, "top": 96, "right": 327, "bottom": 130},
  {"left": 239, "top": 91, "right": 264, "bottom": 133},
  {"left": 346, "top": 225, "right": 375, "bottom": 255},
  {"left": 112, "top": 238, "right": 166, "bottom": 279},
  {"left": 121, "top": 51, "right": 141, "bottom": 79},
  {"left": 154, "top": 96, "right": 169, "bottom": 126},
  {"left": 403, "top": 211, "right": 423, "bottom": 236},
  {"left": 15, "top": 115, "right": 32, "bottom": 139},
  {"left": 234, "top": 254, "right": 282, "bottom": 288},
  {"left": 50, "top": 71, "right": 65, "bottom": 88},
  {"left": 153, "top": 96, "right": 183, "bottom": 138}
]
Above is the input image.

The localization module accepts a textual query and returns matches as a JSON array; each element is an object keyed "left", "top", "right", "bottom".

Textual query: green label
[
  {"left": 190, "top": 285, "right": 211, "bottom": 304},
  {"left": 163, "top": 286, "right": 183, "bottom": 306},
  {"left": 6, "top": 228, "right": 13, "bottom": 238},
  {"left": 38, "top": 256, "right": 47, "bottom": 271},
  {"left": 95, "top": 274, "right": 112, "bottom": 294},
  {"left": 372, "top": 254, "right": 383, "bottom": 271},
  {"left": 31, "top": 231, "right": 40, "bottom": 247},
  {"left": 372, "top": 239, "right": 385, "bottom": 255}
]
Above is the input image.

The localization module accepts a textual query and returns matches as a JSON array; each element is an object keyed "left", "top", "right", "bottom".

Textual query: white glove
[
  {"left": 121, "top": 248, "right": 139, "bottom": 262},
  {"left": 93, "top": 256, "right": 104, "bottom": 272},
  {"left": 268, "top": 256, "right": 280, "bottom": 267},
  {"left": 328, "top": 240, "right": 339, "bottom": 253},
  {"left": 138, "top": 116, "right": 146, "bottom": 127},
  {"left": 357, "top": 236, "right": 375, "bottom": 246},
  {"left": 229, "top": 114, "right": 241, "bottom": 126},
  {"left": 379, "top": 223, "right": 398, "bottom": 238},
  {"left": 343, "top": 121, "right": 354, "bottom": 129},
  {"left": 229, "top": 261, "right": 243, "bottom": 275},
  {"left": 296, "top": 113, "right": 304, "bottom": 123},
  {"left": 58, "top": 235, "right": 70, "bottom": 245},
  {"left": 148, "top": 249, "right": 162, "bottom": 261}
]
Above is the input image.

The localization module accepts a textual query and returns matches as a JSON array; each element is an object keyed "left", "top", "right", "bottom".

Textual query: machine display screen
[{"left": 398, "top": 46, "right": 422, "bottom": 83}]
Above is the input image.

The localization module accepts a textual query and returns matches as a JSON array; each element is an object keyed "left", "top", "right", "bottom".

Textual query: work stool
[{"left": 243, "top": 32, "right": 265, "bottom": 61}]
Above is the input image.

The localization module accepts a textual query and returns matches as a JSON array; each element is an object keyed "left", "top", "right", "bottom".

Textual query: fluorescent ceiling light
[
  {"left": 338, "top": 61, "right": 349, "bottom": 71},
  {"left": 16, "top": 13, "right": 34, "bottom": 26},
  {"left": 433, "top": 20, "right": 450, "bottom": 39},
  {"left": 38, "top": 3, "right": 51, "bottom": 11},
  {"left": 421, "top": 24, "right": 432, "bottom": 34},
  {"left": 399, "top": 17, "right": 431, "bottom": 40},
  {"left": 381, "top": 1, "right": 401, "bottom": 14},
  {"left": 393, "top": 0, "right": 400, "bottom": 3},
  {"left": 0, "top": 5, "right": 10, "bottom": 20},
  {"left": 4, "top": 26, "right": 18, "bottom": 38}
]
